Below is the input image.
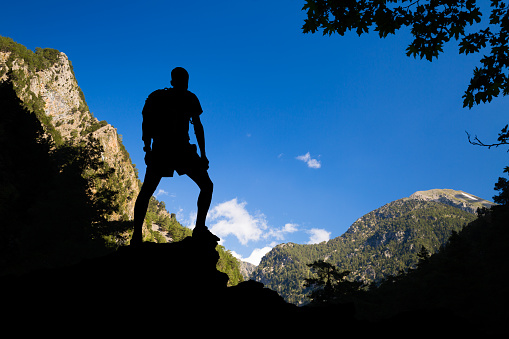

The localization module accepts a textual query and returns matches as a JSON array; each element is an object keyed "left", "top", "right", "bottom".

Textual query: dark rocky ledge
[{"left": 0, "top": 234, "right": 485, "bottom": 336}]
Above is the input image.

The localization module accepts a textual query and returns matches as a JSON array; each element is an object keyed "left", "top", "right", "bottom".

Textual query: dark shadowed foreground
[{"left": 1, "top": 233, "right": 487, "bottom": 336}]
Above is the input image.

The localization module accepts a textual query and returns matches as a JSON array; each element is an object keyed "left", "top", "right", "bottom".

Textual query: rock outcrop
[
  {"left": 1, "top": 235, "right": 302, "bottom": 334},
  {"left": 1, "top": 233, "right": 484, "bottom": 336},
  {"left": 410, "top": 188, "right": 495, "bottom": 213}
]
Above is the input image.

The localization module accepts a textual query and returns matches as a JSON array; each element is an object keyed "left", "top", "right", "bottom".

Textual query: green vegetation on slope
[
  {"left": 0, "top": 36, "right": 61, "bottom": 73},
  {"left": 252, "top": 199, "right": 477, "bottom": 304},
  {"left": 302, "top": 202, "right": 508, "bottom": 334}
]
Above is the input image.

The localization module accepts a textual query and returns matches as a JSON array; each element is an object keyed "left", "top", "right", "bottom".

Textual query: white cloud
[
  {"left": 264, "top": 223, "right": 298, "bottom": 240},
  {"left": 307, "top": 228, "right": 331, "bottom": 244},
  {"left": 208, "top": 198, "right": 268, "bottom": 245},
  {"left": 296, "top": 152, "right": 321, "bottom": 169},
  {"left": 230, "top": 250, "right": 243, "bottom": 260},
  {"left": 202, "top": 199, "right": 314, "bottom": 265},
  {"left": 232, "top": 246, "right": 273, "bottom": 266},
  {"left": 207, "top": 199, "right": 299, "bottom": 251},
  {"left": 283, "top": 223, "right": 298, "bottom": 233}
]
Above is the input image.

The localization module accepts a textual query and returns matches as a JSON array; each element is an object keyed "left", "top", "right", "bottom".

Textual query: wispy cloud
[
  {"left": 181, "top": 210, "right": 197, "bottom": 229},
  {"left": 155, "top": 189, "right": 169, "bottom": 197},
  {"left": 296, "top": 152, "right": 321, "bottom": 169},
  {"left": 154, "top": 189, "right": 177, "bottom": 199},
  {"left": 264, "top": 223, "right": 298, "bottom": 240},
  {"left": 306, "top": 228, "right": 331, "bottom": 244}
]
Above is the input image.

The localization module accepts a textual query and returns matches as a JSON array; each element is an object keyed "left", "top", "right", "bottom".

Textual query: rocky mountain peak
[{"left": 409, "top": 189, "right": 495, "bottom": 213}]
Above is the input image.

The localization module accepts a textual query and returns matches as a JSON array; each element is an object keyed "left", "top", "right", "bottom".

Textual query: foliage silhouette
[
  {"left": 304, "top": 260, "right": 365, "bottom": 305},
  {"left": 302, "top": 0, "right": 509, "bottom": 108},
  {"left": 493, "top": 165, "right": 509, "bottom": 205},
  {"left": 302, "top": 0, "right": 509, "bottom": 167},
  {"left": 335, "top": 202, "right": 507, "bottom": 334}
]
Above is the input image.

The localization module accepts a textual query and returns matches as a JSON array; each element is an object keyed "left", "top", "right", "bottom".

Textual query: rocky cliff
[{"left": 1, "top": 45, "right": 140, "bottom": 224}]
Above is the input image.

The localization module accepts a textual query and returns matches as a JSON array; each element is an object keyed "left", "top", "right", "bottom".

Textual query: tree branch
[{"left": 466, "top": 131, "right": 509, "bottom": 150}]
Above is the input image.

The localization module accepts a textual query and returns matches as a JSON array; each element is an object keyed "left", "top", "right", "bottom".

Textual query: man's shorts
[{"left": 148, "top": 143, "right": 205, "bottom": 177}]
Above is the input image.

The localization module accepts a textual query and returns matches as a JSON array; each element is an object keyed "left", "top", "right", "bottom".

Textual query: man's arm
[
  {"left": 192, "top": 115, "right": 208, "bottom": 167},
  {"left": 141, "top": 94, "right": 154, "bottom": 163},
  {"left": 142, "top": 138, "right": 151, "bottom": 152},
  {"left": 142, "top": 114, "right": 152, "bottom": 151}
]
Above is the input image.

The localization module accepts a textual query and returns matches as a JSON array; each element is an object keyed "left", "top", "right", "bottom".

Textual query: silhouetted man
[{"left": 131, "top": 67, "right": 218, "bottom": 245}]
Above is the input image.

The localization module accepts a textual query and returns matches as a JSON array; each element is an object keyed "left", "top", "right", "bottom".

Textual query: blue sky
[{"left": 2, "top": 0, "right": 507, "bottom": 265}]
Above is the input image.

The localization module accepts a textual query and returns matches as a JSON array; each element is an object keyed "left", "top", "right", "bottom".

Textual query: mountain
[
  {"left": 356, "top": 202, "right": 508, "bottom": 335},
  {"left": 0, "top": 36, "right": 242, "bottom": 284},
  {"left": 251, "top": 189, "right": 482, "bottom": 305}
]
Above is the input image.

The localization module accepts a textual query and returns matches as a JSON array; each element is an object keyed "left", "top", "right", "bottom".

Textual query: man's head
[{"left": 171, "top": 67, "right": 189, "bottom": 90}]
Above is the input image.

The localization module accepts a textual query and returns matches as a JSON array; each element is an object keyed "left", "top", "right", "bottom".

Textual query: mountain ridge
[
  {"left": 251, "top": 189, "right": 484, "bottom": 304},
  {"left": 409, "top": 188, "right": 495, "bottom": 213}
]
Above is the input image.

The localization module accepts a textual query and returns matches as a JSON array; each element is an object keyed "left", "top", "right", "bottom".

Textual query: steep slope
[
  {"left": 1, "top": 36, "right": 139, "bottom": 224},
  {"left": 251, "top": 190, "right": 481, "bottom": 304},
  {"left": 355, "top": 203, "right": 509, "bottom": 334}
]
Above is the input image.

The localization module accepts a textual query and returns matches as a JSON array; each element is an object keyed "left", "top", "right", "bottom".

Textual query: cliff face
[{"left": 0, "top": 48, "right": 140, "bottom": 222}]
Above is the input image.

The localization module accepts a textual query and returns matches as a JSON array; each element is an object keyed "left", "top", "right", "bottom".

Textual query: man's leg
[
  {"left": 186, "top": 168, "right": 213, "bottom": 230},
  {"left": 132, "top": 168, "right": 162, "bottom": 245}
]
